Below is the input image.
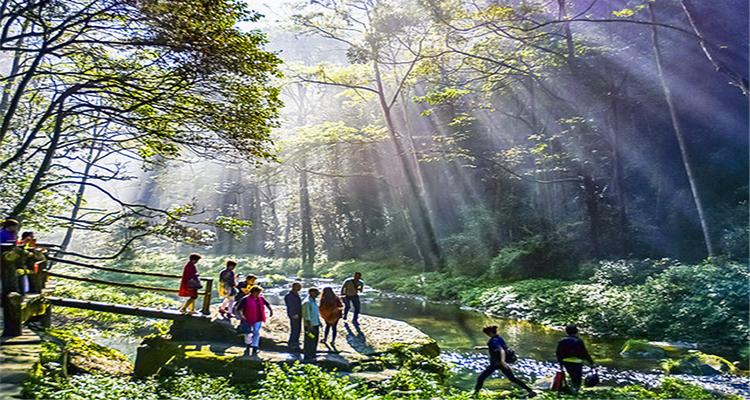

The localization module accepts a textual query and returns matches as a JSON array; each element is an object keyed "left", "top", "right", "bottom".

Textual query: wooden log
[
  {"left": 46, "top": 297, "right": 210, "bottom": 321},
  {"left": 201, "top": 278, "right": 213, "bottom": 315},
  {"left": 46, "top": 257, "right": 184, "bottom": 279},
  {"left": 46, "top": 272, "right": 211, "bottom": 296}
]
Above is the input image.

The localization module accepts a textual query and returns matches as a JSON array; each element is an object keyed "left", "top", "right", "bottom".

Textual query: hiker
[
  {"left": 177, "top": 253, "right": 202, "bottom": 314},
  {"left": 556, "top": 324, "right": 595, "bottom": 393},
  {"left": 18, "top": 231, "right": 36, "bottom": 249},
  {"left": 319, "top": 287, "right": 343, "bottom": 344},
  {"left": 340, "top": 272, "right": 363, "bottom": 325},
  {"left": 218, "top": 260, "right": 238, "bottom": 319},
  {"left": 284, "top": 282, "right": 303, "bottom": 351},
  {"left": 301, "top": 287, "right": 321, "bottom": 361},
  {"left": 474, "top": 325, "right": 536, "bottom": 398},
  {"left": 239, "top": 286, "right": 273, "bottom": 356},
  {"left": 235, "top": 274, "right": 257, "bottom": 303},
  {"left": 15, "top": 232, "right": 37, "bottom": 294},
  {"left": 0, "top": 219, "right": 19, "bottom": 248}
]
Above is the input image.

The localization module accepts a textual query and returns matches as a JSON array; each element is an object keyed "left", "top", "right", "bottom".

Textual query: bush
[
  {"left": 488, "top": 236, "right": 575, "bottom": 280},
  {"left": 256, "top": 363, "right": 363, "bottom": 400},
  {"left": 591, "top": 258, "right": 676, "bottom": 286}
]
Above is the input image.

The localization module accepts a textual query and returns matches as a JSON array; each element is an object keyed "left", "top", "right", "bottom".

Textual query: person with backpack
[
  {"left": 238, "top": 286, "right": 273, "bottom": 356},
  {"left": 178, "top": 253, "right": 202, "bottom": 314},
  {"left": 556, "top": 324, "right": 595, "bottom": 394},
  {"left": 474, "top": 325, "right": 536, "bottom": 398},
  {"left": 284, "top": 282, "right": 303, "bottom": 352},
  {"left": 218, "top": 260, "right": 237, "bottom": 319}
]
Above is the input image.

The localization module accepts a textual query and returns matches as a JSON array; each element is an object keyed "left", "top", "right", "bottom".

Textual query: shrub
[
  {"left": 591, "top": 259, "right": 676, "bottom": 286},
  {"left": 488, "top": 236, "right": 574, "bottom": 280},
  {"left": 256, "top": 363, "right": 363, "bottom": 400}
]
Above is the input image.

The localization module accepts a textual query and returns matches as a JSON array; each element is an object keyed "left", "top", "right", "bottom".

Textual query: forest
[{"left": 0, "top": 0, "right": 747, "bottom": 399}]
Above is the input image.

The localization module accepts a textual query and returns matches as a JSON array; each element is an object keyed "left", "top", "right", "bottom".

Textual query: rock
[
  {"left": 646, "top": 341, "right": 697, "bottom": 356},
  {"left": 136, "top": 310, "right": 438, "bottom": 380},
  {"left": 663, "top": 351, "right": 738, "bottom": 376},
  {"left": 620, "top": 339, "right": 667, "bottom": 359}
]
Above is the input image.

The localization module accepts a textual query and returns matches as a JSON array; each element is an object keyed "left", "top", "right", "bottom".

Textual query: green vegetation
[
  {"left": 319, "top": 257, "right": 748, "bottom": 357},
  {"left": 24, "top": 330, "right": 739, "bottom": 400}
]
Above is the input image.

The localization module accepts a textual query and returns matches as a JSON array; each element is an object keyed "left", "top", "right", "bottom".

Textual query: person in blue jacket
[
  {"left": 284, "top": 282, "right": 303, "bottom": 351},
  {"left": 474, "top": 325, "right": 536, "bottom": 398}
]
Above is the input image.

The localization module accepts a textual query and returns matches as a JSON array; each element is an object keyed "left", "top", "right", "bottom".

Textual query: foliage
[
  {"left": 488, "top": 235, "right": 576, "bottom": 280},
  {"left": 255, "top": 363, "right": 363, "bottom": 400}
]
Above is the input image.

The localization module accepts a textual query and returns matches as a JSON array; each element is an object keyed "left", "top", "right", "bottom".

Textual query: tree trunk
[
  {"left": 299, "top": 157, "right": 315, "bottom": 275},
  {"left": 608, "top": 94, "right": 629, "bottom": 255},
  {"left": 10, "top": 101, "right": 65, "bottom": 217},
  {"left": 372, "top": 59, "right": 443, "bottom": 271},
  {"left": 649, "top": 3, "right": 715, "bottom": 258},
  {"left": 60, "top": 144, "right": 102, "bottom": 252},
  {"left": 581, "top": 174, "right": 602, "bottom": 258}
]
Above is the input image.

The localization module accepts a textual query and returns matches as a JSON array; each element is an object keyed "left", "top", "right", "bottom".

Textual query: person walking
[
  {"left": 284, "top": 282, "right": 303, "bottom": 351},
  {"left": 301, "top": 287, "right": 321, "bottom": 361},
  {"left": 218, "top": 260, "right": 237, "bottom": 319},
  {"left": 556, "top": 324, "right": 595, "bottom": 393},
  {"left": 239, "top": 286, "right": 273, "bottom": 356},
  {"left": 178, "top": 253, "right": 202, "bottom": 314},
  {"left": 340, "top": 272, "right": 363, "bottom": 325},
  {"left": 319, "top": 287, "right": 344, "bottom": 344},
  {"left": 474, "top": 325, "right": 536, "bottom": 398},
  {"left": 235, "top": 274, "right": 257, "bottom": 303}
]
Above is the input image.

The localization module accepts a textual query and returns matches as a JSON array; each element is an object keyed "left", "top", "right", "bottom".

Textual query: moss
[
  {"left": 42, "top": 329, "right": 132, "bottom": 376},
  {"left": 663, "top": 352, "right": 738, "bottom": 376},
  {"left": 620, "top": 339, "right": 668, "bottom": 359}
]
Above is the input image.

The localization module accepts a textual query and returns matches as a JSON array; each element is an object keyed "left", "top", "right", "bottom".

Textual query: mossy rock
[
  {"left": 620, "top": 339, "right": 667, "bottom": 359},
  {"left": 663, "top": 351, "right": 738, "bottom": 376},
  {"left": 647, "top": 341, "right": 697, "bottom": 357},
  {"left": 43, "top": 329, "right": 132, "bottom": 376},
  {"left": 134, "top": 336, "right": 182, "bottom": 378}
]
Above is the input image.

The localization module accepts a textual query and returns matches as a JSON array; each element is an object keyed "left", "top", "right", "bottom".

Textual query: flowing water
[{"left": 263, "top": 277, "right": 749, "bottom": 397}]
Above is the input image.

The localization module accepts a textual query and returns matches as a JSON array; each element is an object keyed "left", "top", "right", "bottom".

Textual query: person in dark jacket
[
  {"left": 556, "top": 324, "right": 595, "bottom": 393},
  {"left": 474, "top": 325, "right": 536, "bottom": 397},
  {"left": 284, "top": 282, "right": 303, "bottom": 351}
]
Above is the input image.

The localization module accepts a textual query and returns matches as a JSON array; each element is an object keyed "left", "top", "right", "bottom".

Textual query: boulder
[
  {"left": 136, "top": 310, "right": 438, "bottom": 381},
  {"left": 620, "top": 339, "right": 667, "bottom": 359},
  {"left": 662, "top": 351, "right": 738, "bottom": 376}
]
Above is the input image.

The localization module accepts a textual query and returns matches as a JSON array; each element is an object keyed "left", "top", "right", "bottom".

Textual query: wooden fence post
[
  {"left": 3, "top": 292, "right": 22, "bottom": 336},
  {"left": 201, "top": 278, "right": 213, "bottom": 315}
]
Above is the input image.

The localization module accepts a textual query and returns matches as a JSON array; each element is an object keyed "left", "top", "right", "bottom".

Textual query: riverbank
[{"left": 314, "top": 257, "right": 749, "bottom": 365}]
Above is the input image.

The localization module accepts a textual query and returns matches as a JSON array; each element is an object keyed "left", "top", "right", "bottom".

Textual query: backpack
[
  {"left": 232, "top": 295, "right": 247, "bottom": 320},
  {"left": 505, "top": 347, "right": 518, "bottom": 364}
]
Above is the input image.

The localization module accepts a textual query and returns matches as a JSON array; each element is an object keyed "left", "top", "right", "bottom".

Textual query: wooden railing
[{"left": 1, "top": 247, "right": 213, "bottom": 337}]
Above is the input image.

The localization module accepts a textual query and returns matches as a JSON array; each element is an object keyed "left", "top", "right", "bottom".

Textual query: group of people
[
  {"left": 475, "top": 324, "right": 595, "bottom": 397},
  {"left": 1, "top": 219, "right": 45, "bottom": 294},
  {"left": 177, "top": 254, "right": 365, "bottom": 360}
]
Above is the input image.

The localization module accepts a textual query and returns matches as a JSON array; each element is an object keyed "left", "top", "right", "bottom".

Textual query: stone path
[{"left": 0, "top": 328, "right": 42, "bottom": 399}]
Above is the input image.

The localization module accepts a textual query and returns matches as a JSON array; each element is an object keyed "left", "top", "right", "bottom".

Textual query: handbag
[
  {"left": 550, "top": 370, "right": 566, "bottom": 391},
  {"left": 504, "top": 347, "right": 518, "bottom": 363},
  {"left": 584, "top": 369, "right": 600, "bottom": 387},
  {"left": 187, "top": 276, "right": 202, "bottom": 289}
]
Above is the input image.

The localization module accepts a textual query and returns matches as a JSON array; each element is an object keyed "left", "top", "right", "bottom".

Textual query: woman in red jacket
[
  {"left": 240, "top": 286, "right": 273, "bottom": 356},
  {"left": 178, "top": 253, "right": 202, "bottom": 314}
]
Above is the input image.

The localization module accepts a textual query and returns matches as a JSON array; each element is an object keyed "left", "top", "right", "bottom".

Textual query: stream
[{"left": 92, "top": 276, "right": 749, "bottom": 398}]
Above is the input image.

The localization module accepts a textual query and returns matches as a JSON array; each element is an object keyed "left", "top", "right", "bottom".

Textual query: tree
[
  {"left": 0, "top": 0, "right": 282, "bottom": 249},
  {"left": 293, "top": 0, "right": 445, "bottom": 271}
]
